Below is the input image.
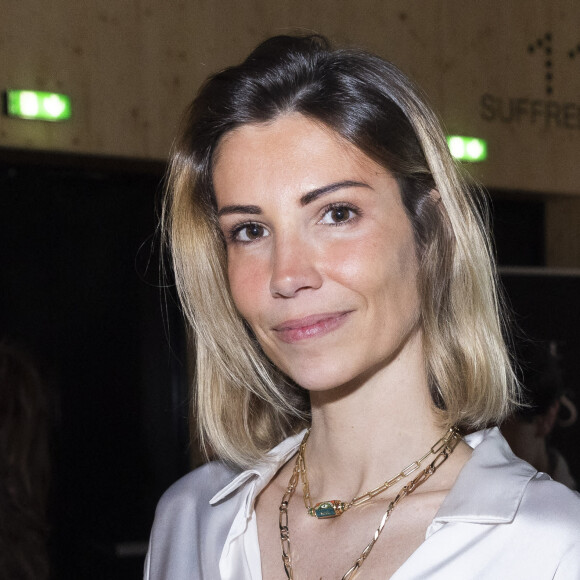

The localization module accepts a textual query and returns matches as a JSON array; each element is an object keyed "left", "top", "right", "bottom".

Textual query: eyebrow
[
  {"left": 217, "top": 204, "right": 261, "bottom": 217},
  {"left": 216, "top": 180, "right": 370, "bottom": 217},
  {"left": 299, "top": 180, "right": 370, "bottom": 206}
]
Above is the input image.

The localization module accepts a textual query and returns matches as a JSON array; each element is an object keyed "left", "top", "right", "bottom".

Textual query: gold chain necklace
[
  {"left": 299, "top": 427, "right": 460, "bottom": 519},
  {"left": 279, "top": 427, "right": 461, "bottom": 580}
]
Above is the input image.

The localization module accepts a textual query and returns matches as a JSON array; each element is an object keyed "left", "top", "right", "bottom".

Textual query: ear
[
  {"left": 558, "top": 395, "right": 578, "bottom": 428},
  {"left": 429, "top": 189, "right": 441, "bottom": 202}
]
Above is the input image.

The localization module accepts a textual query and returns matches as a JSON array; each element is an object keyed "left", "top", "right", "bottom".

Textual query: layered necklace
[{"left": 279, "top": 426, "right": 461, "bottom": 580}]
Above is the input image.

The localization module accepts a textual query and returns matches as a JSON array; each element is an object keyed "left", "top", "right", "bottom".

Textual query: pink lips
[{"left": 273, "top": 311, "right": 351, "bottom": 343}]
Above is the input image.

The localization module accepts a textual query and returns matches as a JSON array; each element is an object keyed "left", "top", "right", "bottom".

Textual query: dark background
[
  {"left": 0, "top": 153, "right": 578, "bottom": 578},
  {"left": 0, "top": 152, "right": 189, "bottom": 579}
]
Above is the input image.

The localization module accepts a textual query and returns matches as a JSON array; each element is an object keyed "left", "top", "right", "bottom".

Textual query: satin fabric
[{"left": 145, "top": 428, "right": 580, "bottom": 579}]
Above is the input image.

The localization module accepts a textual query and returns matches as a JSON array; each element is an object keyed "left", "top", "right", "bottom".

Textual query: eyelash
[
  {"left": 318, "top": 202, "right": 361, "bottom": 226},
  {"left": 227, "top": 222, "right": 268, "bottom": 244},
  {"left": 226, "top": 202, "right": 362, "bottom": 244}
]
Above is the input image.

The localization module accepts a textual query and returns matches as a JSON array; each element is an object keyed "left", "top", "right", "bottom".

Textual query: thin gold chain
[
  {"left": 299, "top": 427, "right": 460, "bottom": 517},
  {"left": 279, "top": 427, "right": 461, "bottom": 580}
]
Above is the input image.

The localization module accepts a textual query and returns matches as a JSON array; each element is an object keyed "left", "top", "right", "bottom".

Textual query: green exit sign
[
  {"left": 447, "top": 136, "right": 487, "bottom": 162},
  {"left": 4, "top": 90, "right": 72, "bottom": 121}
]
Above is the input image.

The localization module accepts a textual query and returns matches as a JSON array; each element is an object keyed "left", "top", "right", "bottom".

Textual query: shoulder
[
  {"left": 506, "top": 464, "right": 580, "bottom": 575},
  {"left": 520, "top": 473, "right": 580, "bottom": 535},
  {"left": 146, "top": 462, "right": 241, "bottom": 580},
  {"left": 145, "top": 432, "right": 304, "bottom": 579},
  {"left": 155, "top": 461, "right": 239, "bottom": 519},
  {"left": 438, "top": 428, "right": 580, "bottom": 540},
  {"left": 427, "top": 432, "right": 580, "bottom": 577},
  {"left": 529, "top": 485, "right": 580, "bottom": 580}
]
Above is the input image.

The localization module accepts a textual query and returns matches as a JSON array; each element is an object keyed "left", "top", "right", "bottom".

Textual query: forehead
[{"left": 212, "top": 113, "right": 385, "bottom": 201}]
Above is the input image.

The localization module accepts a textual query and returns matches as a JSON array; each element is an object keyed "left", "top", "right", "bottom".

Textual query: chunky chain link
[
  {"left": 279, "top": 460, "right": 300, "bottom": 579},
  {"left": 279, "top": 427, "right": 462, "bottom": 580},
  {"left": 299, "top": 426, "right": 460, "bottom": 515},
  {"left": 342, "top": 428, "right": 461, "bottom": 579}
]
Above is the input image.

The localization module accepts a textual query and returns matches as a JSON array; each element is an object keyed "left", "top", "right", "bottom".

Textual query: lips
[{"left": 272, "top": 311, "right": 352, "bottom": 343}]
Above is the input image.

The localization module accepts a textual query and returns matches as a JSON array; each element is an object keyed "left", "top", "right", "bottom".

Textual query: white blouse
[{"left": 145, "top": 428, "right": 580, "bottom": 579}]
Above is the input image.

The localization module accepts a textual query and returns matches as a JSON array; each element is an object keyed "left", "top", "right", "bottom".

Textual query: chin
[{"left": 277, "top": 355, "right": 365, "bottom": 393}]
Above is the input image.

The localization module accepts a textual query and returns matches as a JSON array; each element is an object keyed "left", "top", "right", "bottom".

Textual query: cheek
[
  {"left": 321, "top": 234, "right": 388, "bottom": 286},
  {"left": 227, "top": 253, "right": 267, "bottom": 321},
  {"left": 326, "top": 227, "right": 420, "bottom": 310}
]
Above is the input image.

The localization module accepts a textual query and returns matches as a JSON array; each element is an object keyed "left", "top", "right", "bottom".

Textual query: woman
[{"left": 146, "top": 35, "right": 580, "bottom": 579}]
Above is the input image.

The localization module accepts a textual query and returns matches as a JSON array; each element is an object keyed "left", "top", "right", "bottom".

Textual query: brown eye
[
  {"left": 234, "top": 222, "right": 269, "bottom": 243},
  {"left": 330, "top": 207, "right": 349, "bottom": 222},
  {"left": 319, "top": 204, "right": 358, "bottom": 226},
  {"left": 246, "top": 224, "right": 264, "bottom": 239}
]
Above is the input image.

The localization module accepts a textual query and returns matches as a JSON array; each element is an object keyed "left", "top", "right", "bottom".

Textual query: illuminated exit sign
[
  {"left": 4, "top": 90, "right": 72, "bottom": 121},
  {"left": 447, "top": 135, "right": 488, "bottom": 162}
]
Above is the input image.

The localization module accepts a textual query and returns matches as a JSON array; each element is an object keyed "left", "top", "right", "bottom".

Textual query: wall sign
[
  {"left": 4, "top": 90, "right": 72, "bottom": 122},
  {"left": 480, "top": 33, "right": 580, "bottom": 131}
]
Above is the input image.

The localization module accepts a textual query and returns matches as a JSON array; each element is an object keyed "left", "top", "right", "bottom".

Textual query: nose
[{"left": 269, "top": 234, "right": 323, "bottom": 298}]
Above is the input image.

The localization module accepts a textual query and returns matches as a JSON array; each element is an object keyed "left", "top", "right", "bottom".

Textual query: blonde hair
[{"left": 164, "top": 35, "right": 519, "bottom": 469}]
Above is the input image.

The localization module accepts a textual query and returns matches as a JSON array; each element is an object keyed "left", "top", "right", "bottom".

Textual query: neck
[{"left": 304, "top": 330, "right": 449, "bottom": 500}]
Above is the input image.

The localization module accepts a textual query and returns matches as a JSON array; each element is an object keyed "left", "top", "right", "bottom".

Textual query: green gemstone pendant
[{"left": 310, "top": 500, "right": 346, "bottom": 519}]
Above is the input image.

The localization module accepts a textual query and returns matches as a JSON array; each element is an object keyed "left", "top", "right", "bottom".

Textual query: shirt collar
[
  {"left": 209, "top": 429, "right": 306, "bottom": 510},
  {"left": 431, "top": 427, "right": 538, "bottom": 527},
  {"left": 209, "top": 426, "right": 538, "bottom": 526}
]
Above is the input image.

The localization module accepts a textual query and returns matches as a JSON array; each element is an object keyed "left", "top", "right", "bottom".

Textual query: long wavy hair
[{"left": 163, "top": 34, "right": 519, "bottom": 468}]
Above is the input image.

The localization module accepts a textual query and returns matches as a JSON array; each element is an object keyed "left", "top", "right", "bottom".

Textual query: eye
[
  {"left": 318, "top": 203, "right": 360, "bottom": 226},
  {"left": 230, "top": 222, "right": 270, "bottom": 243}
]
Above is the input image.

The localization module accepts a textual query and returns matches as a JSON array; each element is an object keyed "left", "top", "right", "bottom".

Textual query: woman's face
[{"left": 214, "top": 113, "right": 422, "bottom": 391}]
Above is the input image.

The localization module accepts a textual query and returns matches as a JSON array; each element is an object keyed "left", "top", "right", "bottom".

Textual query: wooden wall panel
[
  {"left": 1, "top": 1, "right": 579, "bottom": 195},
  {"left": 546, "top": 196, "right": 580, "bottom": 267}
]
